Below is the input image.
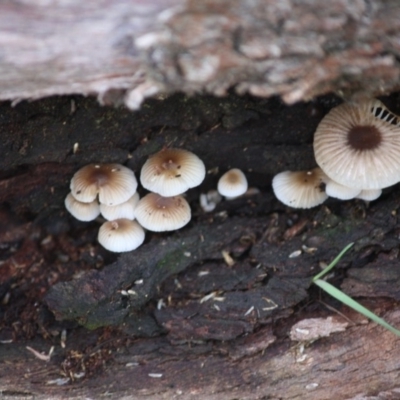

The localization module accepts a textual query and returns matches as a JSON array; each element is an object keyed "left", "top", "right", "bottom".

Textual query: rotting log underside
[
  {"left": 1, "top": 0, "right": 400, "bottom": 108},
  {"left": 1, "top": 94, "right": 400, "bottom": 399}
]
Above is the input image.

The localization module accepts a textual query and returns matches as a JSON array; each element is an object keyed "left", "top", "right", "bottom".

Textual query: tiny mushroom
[
  {"left": 135, "top": 192, "right": 191, "bottom": 231},
  {"left": 100, "top": 192, "right": 140, "bottom": 221},
  {"left": 98, "top": 219, "right": 145, "bottom": 252},
  {"left": 217, "top": 168, "right": 248, "bottom": 198},
  {"left": 140, "top": 148, "right": 206, "bottom": 197},
  {"left": 325, "top": 180, "right": 361, "bottom": 200},
  {"left": 356, "top": 189, "right": 382, "bottom": 202},
  {"left": 64, "top": 192, "right": 100, "bottom": 221},
  {"left": 314, "top": 99, "right": 400, "bottom": 190},
  {"left": 272, "top": 167, "right": 328, "bottom": 209},
  {"left": 70, "top": 163, "right": 138, "bottom": 206}
]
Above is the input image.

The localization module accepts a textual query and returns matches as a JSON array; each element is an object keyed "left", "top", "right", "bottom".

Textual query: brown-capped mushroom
[
  {"left": 140, "top": 148, "right": 205, "bottom": 197},
  {"left": 272, "top": 168, "right": 328, "bottom": 209},
  {"left": 217, "top": 168, "right": 248, "bottom": 198},
  {"left": 135, "top": 192, "right": 191, "bottom": 231},
  {"left": 98, "top": 219, "right": 145, "bottom": 252},
  {"left": 70, "top": 163, "right": 137, "bottom": 206}
]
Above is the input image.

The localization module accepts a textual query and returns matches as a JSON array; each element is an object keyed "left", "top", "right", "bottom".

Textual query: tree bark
[{"left": 1, "top": 0, "right": 400, "bottom": 107}]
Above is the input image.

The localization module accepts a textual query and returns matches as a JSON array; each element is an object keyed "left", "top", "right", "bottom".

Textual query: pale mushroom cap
[
  {"left": 325, "top": 180, "right": 361, "bottom": 200},
  {"left": 70, "top": 164, "right": 138, "bottom": 206},
  {"left": 98, "top": 219, "right": 145, "bottom": 252},
  {"left": 64, "top": 192, "right": 100, "bottom": 221},
  {"left": 356, "top": 189, "right": 382, "bottom": 201},
  {"left": 140, "top": 148, "right": 206, "bottom": 196},
  {"left": 272, "top": 168, "right": 328, "bottom": 209},
  {"left": 314, "top": 99, "right": 400, "bottom": 190},
  {"left": 100, "top": 192, "right": 140, "bottom": 221},
  {"left": 217, "top": 168, "right": 248, "bottom": 198},
  {"left": 135, "top": 193, "right": 191, "bottom": 231}
]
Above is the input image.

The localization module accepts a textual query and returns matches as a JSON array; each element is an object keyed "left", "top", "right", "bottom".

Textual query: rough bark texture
[
  {"left": 1, "top": 0, "right": 400, "bottom": 107},
  {"left": 1, "top": 94, "right": 400, "bottom": 399}
]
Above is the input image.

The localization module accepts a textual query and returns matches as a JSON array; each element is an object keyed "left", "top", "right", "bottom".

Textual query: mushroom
[
  {"left": 272, "top": 168, "right": 328, "bottom": 209},
  {"left": 314, "top": 99, "right": 400, "bottom": 190},
  {"left": 100, "top": 192, "right": 140, "bottom": 221},
  {"left": 98, "top": 219, "right": 145, "bottom": 252},
  {"left": 135, "top": 192, "right": 191, "bottom": 231},
  {"left": 64, "top": 192, "right": 100, "bottom": 221},
  {"left": 199, "top": 190, "right": 222, "bottom": 212},
  {"left": 217, "top": 168, "right": 248, "bottom": 198},
  {"left": 140, "top": 148, "right": 205, "bottom": 197},
  {"left": 356, "top": 189, "right": 382, "bottom": 201},
  {"left": 325, "top": 180, "right": 361, "bottom": 200},
  {"left": 70, "top": 164, "right": 138, "bottom": 206}
]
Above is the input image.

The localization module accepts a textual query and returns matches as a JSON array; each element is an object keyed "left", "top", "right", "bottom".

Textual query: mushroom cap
[
  {"left": 356, "top": 189, "right": 382, "bottom": 201},
  {"left": 70, "top": 164, "right": 138, "bottom": 206},
  {"left": 314, "top": 99, "right": 400, "bottom": 190},
  {"left": 140, "top": 148, "right": 206, "bottom": 197},
  {"left": 135, "top": 193, "right": 191, "bottom": 231},
  {"left": 325, "top": 180, "right": 361, "bottom": 200},
  {"left": 64, "top": 192, "right": 100, "bottom": 221},
  {"left": 217, "top": 168, "right": 248, "bottom": 198},
  {"left": 100, "top": 192, "right": 140, "bottom": 221},
  {"left": 272, "top": 168, "right": 328, "bottom": 209},
  {"left": 98, "top": 219, "right": 145, "bottom": 252}
]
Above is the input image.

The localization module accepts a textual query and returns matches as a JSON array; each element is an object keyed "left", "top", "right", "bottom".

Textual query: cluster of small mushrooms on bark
[
  {"left": 65, "top": 149, "right": 249, "bottom": 252},
  {"left": 65, "top": 98, "right": 396, "bottom": 251},
  {"left": 272, "top": 99, "right": 400, "bottom": 208}
]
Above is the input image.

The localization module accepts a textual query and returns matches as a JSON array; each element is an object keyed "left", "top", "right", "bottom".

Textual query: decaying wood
[
  {"left": 1, "top": 306, "right": 400, "bottom": 399},
  {"left": 1, "top": 0, "right": 400, "bottom": 107},
  {"left": 2, "top": 94, "right": 400, "bottom": 398}
]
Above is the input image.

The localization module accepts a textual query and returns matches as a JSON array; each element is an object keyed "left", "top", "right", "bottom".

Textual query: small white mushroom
[
  {"left": 325, "top": 180, "right": 361, "bottom": 200},
  {"left": 135, "top": 193, "right": 191, "bottom": 232},
  {"left": 217, "top": 168, "right": 248, "bottom": 198},
  {"left": 98, "top": 219, "right": 145, "bottom": 252},
  {"left": 272, "top": 168, "right": 328, "bottom": 209},
  {"left": 356, "top": 189, "right": 382, "bottom": 201},
  {"left": 100, "top": 192, "right": 140, "bottom": 221},
  {"left": 64, "top": 192, "right": 100, "bottom": 221}
]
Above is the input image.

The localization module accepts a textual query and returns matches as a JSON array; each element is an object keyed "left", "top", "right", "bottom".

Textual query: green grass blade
[
  {"left": 312, "top": 242, "right": 354, "bottom": 282},
  {"left": 314, "top": 279, "right": 400, "bottom": 337}
]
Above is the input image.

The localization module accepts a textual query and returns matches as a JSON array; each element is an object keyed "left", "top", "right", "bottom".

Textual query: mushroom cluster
[
  {"left": 272, "top": 99, "right": 400, "bottom": 208},
  {"left": 65, "top": 163, "right": 144, "bottom": 252},
  {"left": 65, "top": 148, "right": 206, "bottom": 252}
]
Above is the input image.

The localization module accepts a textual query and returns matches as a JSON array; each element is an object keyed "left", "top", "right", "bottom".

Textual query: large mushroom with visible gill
[
  {"left": 70, "top": 164, "right": 138, "bottom": 206},
  {"left": 314, "top": 99, "right": 400, "bottom": 190},
  {"left": 140, "top": 148, "right": 205, "bottom": 197},
  {"left": 272, "top": 167, "right": 328, "bottom": 209}
]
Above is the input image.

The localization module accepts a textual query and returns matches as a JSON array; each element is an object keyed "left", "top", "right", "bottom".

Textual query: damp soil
[{"left": 1, "top": 93, "right": 400, "bottom": 399}]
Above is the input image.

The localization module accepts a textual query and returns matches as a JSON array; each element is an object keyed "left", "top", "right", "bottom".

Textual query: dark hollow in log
[{"left": 1, "top": 93, "right": 400, "bottom": 398}]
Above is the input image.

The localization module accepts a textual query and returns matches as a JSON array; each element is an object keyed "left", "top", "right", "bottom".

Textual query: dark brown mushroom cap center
[
  {"left": 347, "top": 125, "right": 382, "bottom": 151},
  {"left": 91, "top": 169, "right": 112, "bottom": 186}
]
